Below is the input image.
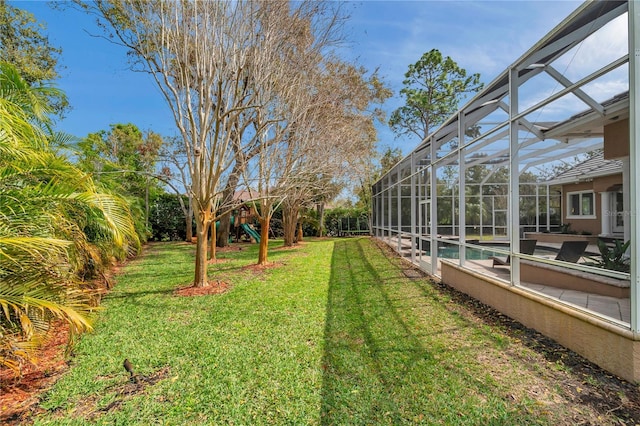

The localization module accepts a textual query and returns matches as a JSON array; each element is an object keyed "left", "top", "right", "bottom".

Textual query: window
[{"left": 567, "top": 191, "right": 595, "bottom": 218}]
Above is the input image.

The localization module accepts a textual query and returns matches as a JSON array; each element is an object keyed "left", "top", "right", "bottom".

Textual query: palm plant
[
  {"left": 586, "top": 239, "right": 631, "bottom": 273},
  {"left": 0, "top": 62, "right": 140, "bottom": 373}
]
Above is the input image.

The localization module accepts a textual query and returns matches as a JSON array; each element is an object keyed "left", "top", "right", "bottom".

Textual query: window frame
[{"left": 566, "top": 190, "right": 596, "bottom": 219}]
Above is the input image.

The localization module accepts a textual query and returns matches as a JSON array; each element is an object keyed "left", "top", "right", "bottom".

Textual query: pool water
[
  {"left": 437, "top": 246, "right": 501, "bottom": 260},
  {"left": 435, "top": 245, "right": 557, "bottom": 260}
]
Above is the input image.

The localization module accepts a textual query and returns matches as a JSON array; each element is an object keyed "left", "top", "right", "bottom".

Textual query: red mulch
[
  {"left": 0, "top": 323, "right": 71, "bottom": 425},
  {"left": 174, "top": 281, "right": 231, "bottom": 297},
  {"left": 242, "top": 261, "right": 283, "bottom": 273}
]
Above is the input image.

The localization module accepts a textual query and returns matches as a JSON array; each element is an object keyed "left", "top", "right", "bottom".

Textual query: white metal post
[
  {"left": 546, "top": 184, "right": 551, "bottom": 232},
  {"left": 397, "top": 166, "right": 402, "bottom": 252},
  {"left": 480, "top": 187, "right": 484, "bottom": 239},
  {"left": 628, "top": 0, "right": 640, "bottom": 333},
  {"left": 509, "top": 67, "right": 521, "bottom": 286},
  {"left": 388, "top": 175, "right": 392, "bottom": 239},
  {"left": 535, "top": 184, "right": 540, "bottom": 233},
  {"left": 411, "top": 153, "right": 417, "bottom": 262},
  {"left": 430, "top": 139, "right": 438, "bottom": 274},
  {"left": 458, "top": 112, "right": 467, "bottom": 265}
]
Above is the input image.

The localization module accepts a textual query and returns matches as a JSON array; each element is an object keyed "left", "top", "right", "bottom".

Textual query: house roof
[{"left": 546, "top": 150, "right": 622, "bottom": 185}]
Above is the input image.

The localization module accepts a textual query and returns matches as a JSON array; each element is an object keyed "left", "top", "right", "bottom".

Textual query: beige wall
[{"left": 440, "top": 261, "right": 640, "bottom": 383}]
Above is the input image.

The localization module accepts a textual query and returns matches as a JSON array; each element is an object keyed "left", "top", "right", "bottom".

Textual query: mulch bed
[
  {"left": 0, "top": 323, "right": 71, "bottom": 425},
  {"left": 174, "top": 280, "right": 231, "bottom": 297}
]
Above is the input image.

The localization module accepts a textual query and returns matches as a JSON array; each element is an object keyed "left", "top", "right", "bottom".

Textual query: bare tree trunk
[
  {"left": 194, "top": 214, "right": 209, "bottom": 287},
  {"left": 258, "top": 217, "right": 270, "bottom": 265},
  {"left": 297, "top": 221, "right": 303, "bottom": 242},
  {"left": 282, "top": 204, "right": 298, "bottom": 247},
  {"left": 185, "top": 195, "right": 194, "bottom": 241},
  {"left": 316, "top": 202, "right": 325, "bottom": 237},
  {"left": 209, "top": 220, "right": 217, "bottom": 260},
  {"left": 217, "top": 212, "right": 231, "bottom": 247},
  {"left": 185, "top": 213, "right": 193, "bottom": 242},
  {"left": 218, "top": 141, "right": 244, "bottom": 247},
  {"left": 216, "top": 172, "right": 239, "bottom": 247}
]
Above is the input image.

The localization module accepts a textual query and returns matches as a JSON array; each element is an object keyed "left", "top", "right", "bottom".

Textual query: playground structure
[{"left": 230, "top": 203, "right": 260, "bottom": 243}]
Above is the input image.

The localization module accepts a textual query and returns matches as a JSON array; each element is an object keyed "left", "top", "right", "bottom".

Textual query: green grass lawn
[{"left": 30, "top": 238, "right": 628, "bottom": 425}]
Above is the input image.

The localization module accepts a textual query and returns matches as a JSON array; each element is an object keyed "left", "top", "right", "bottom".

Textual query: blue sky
[{"left": 15, "top": 0, "right": 583, "bottom": 154}]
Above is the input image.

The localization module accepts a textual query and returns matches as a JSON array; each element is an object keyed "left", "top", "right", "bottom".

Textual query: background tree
[
  {"left": 354, "top": 146, "right": 402, "bottom": 230},
  {"left": 314, "top": 178, "right": 342, "bottom": 237},
  {"left": 279, "top": 60, "right": 391, "bottom": 247},
  {"left": 76, "top": 123, "right": 164, "bottom": 240},
  {"left": 148, "top": 192, "right": 191, "bottom": 241},
  {"left": 0, "top": 1, "right": 68, "bottom": 115},
  {"left": 389, "top": 49, "right": 483, "bottom": 141}
]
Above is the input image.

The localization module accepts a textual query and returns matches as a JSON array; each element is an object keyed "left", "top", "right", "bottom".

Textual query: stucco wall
[{"left": 561, "top": 174, "right": 623, "bottom": 235}]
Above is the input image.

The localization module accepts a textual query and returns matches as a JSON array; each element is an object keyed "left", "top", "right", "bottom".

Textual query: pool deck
[
  {"left": 381, "top": 236, "right": 630, "bottom": 323},
  {"left": 461, "top": 257, "right": 630, "bottom": 323}
]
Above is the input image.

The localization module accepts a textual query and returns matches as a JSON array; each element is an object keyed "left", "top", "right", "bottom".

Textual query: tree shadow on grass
[
  {"left": 320, "top": 238, "right": 453, "bottom": 424},
  {"left": 319, "top": 238, "right": 548, "bottom": 425}
]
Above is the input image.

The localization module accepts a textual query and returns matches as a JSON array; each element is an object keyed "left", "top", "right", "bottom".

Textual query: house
[{"left": 548, "top": 150, "right": 623, "bottom": 237}]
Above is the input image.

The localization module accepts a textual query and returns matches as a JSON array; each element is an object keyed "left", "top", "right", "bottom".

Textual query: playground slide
[{"left": 241, "top": 223, "right": 261, "bottom": 243}]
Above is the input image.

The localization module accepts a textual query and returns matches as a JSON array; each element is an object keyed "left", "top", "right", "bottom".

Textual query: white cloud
[{"left": 554, "top": 14, "right": 628, "bottom": 82}]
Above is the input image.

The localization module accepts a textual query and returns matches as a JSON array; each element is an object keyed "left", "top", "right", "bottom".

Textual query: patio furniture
[
  {"left": 490, "top": 239, "right": 537, "bottom": 267},
  {"left": 554, "top": 240, "right": 589, "bottom": 263}
]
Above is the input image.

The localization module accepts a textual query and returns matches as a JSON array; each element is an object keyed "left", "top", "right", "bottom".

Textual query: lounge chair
[
  {"left": 554, "top": 240, "right": 589, "bottom": 263},
  {"left": 490, "top": 239, "right": 537, "bottom": 267}
]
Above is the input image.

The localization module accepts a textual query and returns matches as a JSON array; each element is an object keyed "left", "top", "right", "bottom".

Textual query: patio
[{"left": 381, "top": 235, "right": 630, "bottom": 322}]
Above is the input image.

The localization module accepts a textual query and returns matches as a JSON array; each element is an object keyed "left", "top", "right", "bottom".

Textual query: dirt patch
[
  {"left": 173, "top": 280, "right": 231, "bottom": 297},
  {"left": 208, "top": 257, "right": 231, "bottom": 264},
  {"left": 402, "top": 268, "right": 425, "bottom": 279},
  {"left": 46, "top": 366, "right": 171, "bottom": 422},
  {"left": 273, "top": 242, "right": 306, "bottom": 250},
  {"left": 216, "top": 243, "right": 252, "bottom": 253}
]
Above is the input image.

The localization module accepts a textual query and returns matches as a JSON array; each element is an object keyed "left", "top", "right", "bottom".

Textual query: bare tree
[
  {"left": 278, "top": 60, "right": 390, "bottom": 245},
  {"left": 86, "top": 0, "right": 315, "bottom": 285},
  {"left": 229, "top": 2, "right": 347, "bottom": 264}
]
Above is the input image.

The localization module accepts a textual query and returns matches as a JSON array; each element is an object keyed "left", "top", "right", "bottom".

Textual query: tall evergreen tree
[{"left": 389, "top": 49, "right": 483, "bottom": 141}]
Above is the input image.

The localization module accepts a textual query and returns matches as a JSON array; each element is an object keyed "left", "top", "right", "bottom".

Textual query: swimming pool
[{"left": 435, "top": 245, "right": 557, "bottom": 260}]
